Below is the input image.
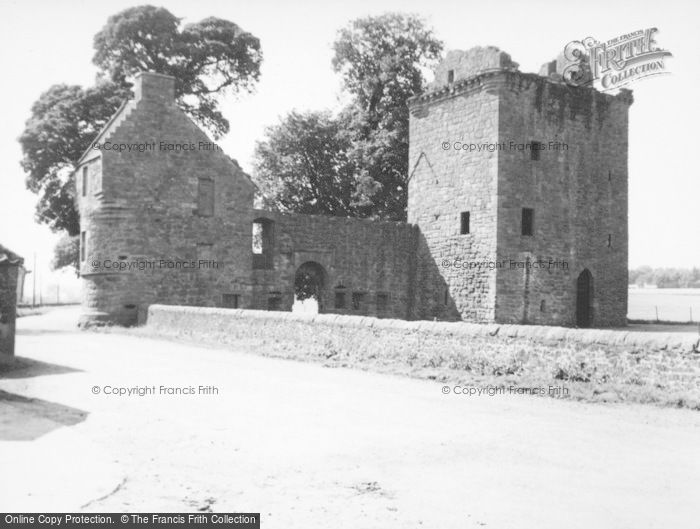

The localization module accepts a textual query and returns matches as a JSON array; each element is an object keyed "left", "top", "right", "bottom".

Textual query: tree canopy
[
  {"left": 19, "top": 5, "right": 262, "bottom": 267},
  {"left": 253, "top": 13, "right": 443, "bottom": 221}
]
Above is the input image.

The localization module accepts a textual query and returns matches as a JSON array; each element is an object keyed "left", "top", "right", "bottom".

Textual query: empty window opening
[
  {"left": 352, "top": 292, "right": 366, "bottom": 311},
  {"left": 80, "top": 231, "right": 86, "bottom": 262},
  {"left": 335, "top": 290, "right": 346, "bottom": 309},
  {"left": 252, "top": 218, "right": 274, "bottom": 269},
  {"left": 530, "top": 141, "right": 542, "bottom": 161},
  {"left": 268, "top": 293, "right": 282, "bottom": 311},
  {"left": 521, "top": 208, "right": 534, "bottom": 236},
  {"left": 376, "top": 293, "right": 389, "bottom": 313},
  {"left": 460, "top": 211, "right": 470, "bottom": 234},
  {"left": 444, "top": 287, "right": 449, "bottom": 305},
  {"left": 222, "top": 294, "right": 240, "bottom": 309},
  {"left": 82, "top": 167, "right": 88, "bottom": 197},
  {"left": 540, "top": 300, "right": 546, "bottom": 312},
  {"left": 197, "top": 178, "right": 214, "bottom": 216},
  {"left": 447, "top": 69, "right": 455, "bottom": 84}
]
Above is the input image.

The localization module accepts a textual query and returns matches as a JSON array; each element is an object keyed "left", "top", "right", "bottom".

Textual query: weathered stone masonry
[
  {"left": 76, "top": 47, "right": 632, "bottom": 327},
  {"left": 0, "top": 245, "right": 24, "bottom": 356}
]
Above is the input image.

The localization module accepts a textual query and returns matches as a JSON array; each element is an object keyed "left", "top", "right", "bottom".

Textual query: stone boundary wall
[
  {"left": 144, "top": 305, "right": 700, "bottom": 399},
  {"left": 146, "top": 304, "right": 699, "bottom": 353}
]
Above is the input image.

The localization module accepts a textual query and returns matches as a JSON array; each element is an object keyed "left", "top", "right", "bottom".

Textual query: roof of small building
[{"left": 0, "top": 244, "right": 24, "bottom": 266}]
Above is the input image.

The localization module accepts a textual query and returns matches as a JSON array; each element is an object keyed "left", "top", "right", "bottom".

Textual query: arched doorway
[
  {"left": 293, "top": 261, "right": 327, "bottom": 314},
  {"left": 576, "top": 269, "right": 593, "bottom": 327}
]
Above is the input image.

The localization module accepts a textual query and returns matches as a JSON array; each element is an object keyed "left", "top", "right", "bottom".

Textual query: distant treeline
[{"left": 629, "top": 267, "right": 700, "bottom": 288}]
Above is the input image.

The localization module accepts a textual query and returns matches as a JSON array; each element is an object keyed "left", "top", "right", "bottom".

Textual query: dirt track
[{"left": 1, "top": 307, "right": 699, "bottom": 528}]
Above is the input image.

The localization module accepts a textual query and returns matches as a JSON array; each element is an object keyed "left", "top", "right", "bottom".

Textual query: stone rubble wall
[{"left": 145, "top": 305, "right": 700, "bottom": 391}]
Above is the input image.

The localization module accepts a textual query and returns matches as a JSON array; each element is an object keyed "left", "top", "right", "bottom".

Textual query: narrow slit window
[
  {"left": 521, "top": 208, "right": 534, "bottom": 236},
  {"left": 447, "top": 69, "right": 455, "bottom": 84},
  {"left": 460, "top": 211, "right": 470, "bottom": 234},
  {"left": 607, "top": 234, "right": 612, "bottom": 247},
  {"left": 80, "top": 231, "right": 86, "bottom": 262},
  {"left": 530, "top": 141, "right": 541, "bottom": 161},
  {"left": 82, "top": 167, "right": 88, "bottom": 197}
]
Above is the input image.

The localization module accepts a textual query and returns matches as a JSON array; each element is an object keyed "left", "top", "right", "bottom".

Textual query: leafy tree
[
  {"left": 51, "top": 235, "right": 80, "bottom": 274},
  {"left": 19, "top": 5, "right": 262, "bottom": 264},
  {"left": 254, "top": 13, "right": 442, "bottom": 221},
  {"left": 629, "top": 267, "right": 700, "bottom": 288},
  {"left": 332, "top": 13, "right": 443, "bottom": 220},
  {"left": 253, "top": 111, "right": 356, "bottom": 216},
  {"left": 20, "top": 82, "right": 128, "bottom": 235},
  {"left": 93, "top": 6, "right": 262, "bottom": 136}
]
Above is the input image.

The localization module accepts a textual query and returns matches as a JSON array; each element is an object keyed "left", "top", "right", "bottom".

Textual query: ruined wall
[
  {"left": 78, "top": 47, "right": 632, "bottom": 328},
  {"left": 0, "top": 263, "right": 19, "bottom": 355},
  {"left": 408, "top": 75, "right": 501, "bottom": 321},
  {"left": 495, "top": 74, "right": 632, "bottom": 326},
  {"left": 248, "top": 210, "right": 418, "bottom": 319},
  {"left": 431, "top": 47, "right": 518, "bottom": 88},
  {"left": 78, "top": 73, "right": 255, "bottom": 325}
]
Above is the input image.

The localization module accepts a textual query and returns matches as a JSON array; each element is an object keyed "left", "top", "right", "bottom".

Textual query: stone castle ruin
[{"left": 76, "top": 46, "right": 632, "bottom": 328}]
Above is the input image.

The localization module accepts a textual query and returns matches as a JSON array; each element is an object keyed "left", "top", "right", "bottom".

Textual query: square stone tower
[{"left": 408, "top": 47, "right": 633, "bottom": 327}]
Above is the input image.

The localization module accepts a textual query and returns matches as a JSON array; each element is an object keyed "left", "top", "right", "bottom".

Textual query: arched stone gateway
[
  {"left": 576, "top": 269, "right": 594, "bottom": 328},
  {"left": 293, "top": 261, "right": 327, "bottom": 314}
]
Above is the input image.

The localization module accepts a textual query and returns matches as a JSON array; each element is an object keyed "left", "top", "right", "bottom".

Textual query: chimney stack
[{"left": 133, "top": 71, "right": 175, "bottom": 102}]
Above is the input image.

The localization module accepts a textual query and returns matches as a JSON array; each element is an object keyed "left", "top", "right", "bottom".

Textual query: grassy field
[{"left": 628, "top": 288, "right": 700, "bottom": 322}]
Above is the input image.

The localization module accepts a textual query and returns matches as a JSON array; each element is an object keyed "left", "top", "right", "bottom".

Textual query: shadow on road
[
  {"left": 0, "top": 354, "right": 83, "bottom": 380},
  {"left": 0, "top": 390, "right": 87, "bottom": 441}
]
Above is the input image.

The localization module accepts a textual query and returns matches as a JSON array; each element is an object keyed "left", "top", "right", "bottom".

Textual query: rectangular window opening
[
  {"left": 268, "top": 293, "right": 282, "bottom": 311},
  {"left": 447, "top": 69, "right": 455, "bottom": 84},
  {"left": 351, "top": 292, "right": 365, "bottom": 311},
  {"left": 222, "top": 294, "right": 240, "bottom": 309},
  {"left": 335, "top": 290, "right": 346, "bottom": 309},
  {"left": 80, "top": 231, "right": 86, "bottom": 262},
  {"left": 252, "top": 219, "right": 274, "bottom": 270},
  {"left": 521, "top": 208, "right": 534, "bottom": 236},
  {"left": 460, "top": 211, "right": 470, "bottom": 234},
  {"left": 376, "top": 293, "right": 389, "bottom": 313},
  {"left": 530, "top": 141, "right": 541, "bottom": 161}
]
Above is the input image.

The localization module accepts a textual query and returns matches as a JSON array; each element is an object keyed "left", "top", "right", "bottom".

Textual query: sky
[{"left": 0, "top": 0, "right": 698, "bottom": 301}]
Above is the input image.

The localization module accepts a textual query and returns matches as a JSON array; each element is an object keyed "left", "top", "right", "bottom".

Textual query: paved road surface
[{"left": 1, "top": 307, "right": 699, "bottom": 528}]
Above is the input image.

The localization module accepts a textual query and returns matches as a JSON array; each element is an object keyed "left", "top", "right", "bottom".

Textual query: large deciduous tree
[
  {"left": 253, "top": 111, "right": 356, "bottom": 216},
  {"left": 253, "top": 13, "right": 442, "bottom": 221},
  {"left": 19, "top": 5, "right": 262, "bottom": 269}
]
